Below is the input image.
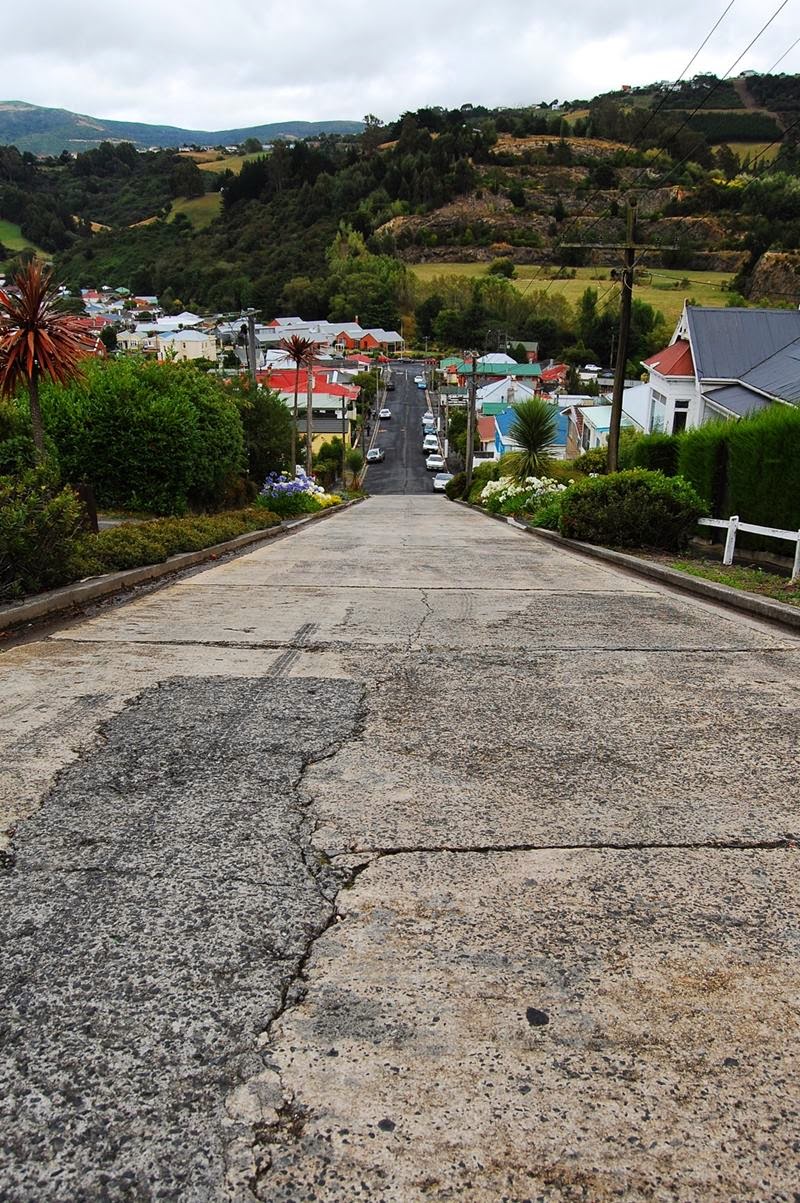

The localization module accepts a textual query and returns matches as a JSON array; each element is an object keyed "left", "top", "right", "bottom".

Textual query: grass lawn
[
  {"left": 409, "top": 263, "right": 733, "bottom": 325},
  {"left": 668, "top": 558, "right": 800, "bottom": 609},
  {"left": 169, "top": 193, "right": 223, "bottom": 228},
  {"left": 0, "top": 218, "right": 44, "bottom": 256},
  {"left": 196, "top": 153, "right": 265, "bottom": 175},
  {"left": 721, "top": 141, "right": 780, "bottom": 164}
]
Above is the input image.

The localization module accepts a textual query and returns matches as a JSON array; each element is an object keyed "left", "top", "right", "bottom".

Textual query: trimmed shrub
[
  {"left": 39, "top": 358, "right": 245, "bottom": 515},
  {"left": 572, "top": 447, "right": 608, "bottom": 474},
  {"left": 68, "top": 507, "right": 282, "bottom": 580},
  {"left": 630, "top": 432, "right": 680, "bottom": 476},
  {"left": 558, "top": 470, "right": 706, "bottom": 549},
  {"left": 444, "top": 472, "right": 467, "bottom": 500},
  {"left": 677, "top": 421, "right": 729, "bottom": 511},
  {"left": 0, "top": 469, "right": 85, "bottom": 600},
  {"left": 726, "top": 406, "right": 800, "bottom": 553}
]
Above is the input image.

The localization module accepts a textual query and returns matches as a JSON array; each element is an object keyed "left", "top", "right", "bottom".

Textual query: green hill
[{"left": 0, "top": 102, "right": 364, "bottom": 156}]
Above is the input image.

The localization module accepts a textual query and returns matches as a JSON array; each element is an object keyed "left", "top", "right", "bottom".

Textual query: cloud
[{"left": 3, "top": 0, "right": 798, "bottom": 129}]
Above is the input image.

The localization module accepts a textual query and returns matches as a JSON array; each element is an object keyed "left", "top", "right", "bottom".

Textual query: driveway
[{"left": 1, "top": 496, "right": 799, "bottom": 1201}]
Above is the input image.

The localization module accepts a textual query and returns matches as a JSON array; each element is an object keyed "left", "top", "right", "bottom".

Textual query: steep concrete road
[
  {"left": 362, "top": 362, "right": 438, "bottom": 496},
  {"left": 2, "top": 497, "right": 800, "bottom": 1201}
]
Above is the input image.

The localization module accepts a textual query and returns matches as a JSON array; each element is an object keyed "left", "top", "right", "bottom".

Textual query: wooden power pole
[
  {"left": 464, "top": 355, "right": 478, "bottom": 495},
  {"left": 607, "top": 198, "right": 637, "bottom": 473}
]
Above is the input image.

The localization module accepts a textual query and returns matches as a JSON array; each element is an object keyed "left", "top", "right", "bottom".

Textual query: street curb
[
  {"left": 0, "top": 500, "right": 362, "bottom": 635},
  {"left": 453, "top": 499, "right": 800, "bottom": 632}
]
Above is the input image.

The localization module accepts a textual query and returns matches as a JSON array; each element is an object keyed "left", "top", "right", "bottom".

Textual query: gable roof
[
  {"left": 702, "top": 384, "right": 772, "bottom": 418},
  {"left": 643, "top": 339, "right": 694, "bottom": 378},
  {"left": 739, "top": 335, "right": 800, "bottom": 404},
  {"left": 686, "top": 307, "right": 800, "bottom": 381}
]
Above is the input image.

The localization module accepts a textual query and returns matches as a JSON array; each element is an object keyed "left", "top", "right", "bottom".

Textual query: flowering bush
[
  {"left": 255, "top": 470, "right": 342, "bottom": 517},
  {"left": 481, "top": 475, "right": 571, "bottom": 516}
]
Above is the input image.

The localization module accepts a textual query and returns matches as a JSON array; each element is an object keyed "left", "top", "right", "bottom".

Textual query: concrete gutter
[
  {"left": 0, "top": 500, "right": 362, "bottom": 634},
  {"left": 454, "top": 499, "right": 800, "bottom": 632}
]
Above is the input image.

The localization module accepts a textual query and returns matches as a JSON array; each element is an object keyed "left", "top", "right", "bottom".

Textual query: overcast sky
[{"left": 4, "top": 0, "right": 798, "bottom": 130}]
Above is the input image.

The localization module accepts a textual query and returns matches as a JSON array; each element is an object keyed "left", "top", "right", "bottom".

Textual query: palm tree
[
  {"left": 504, "top": 397, "right": 558, "bottom": 480},
  {"left": 280, "top": 335, "right": 314, "bottom": 473},
  {"left": 0, "top": 262, "right": 92, "bottom": 462}
]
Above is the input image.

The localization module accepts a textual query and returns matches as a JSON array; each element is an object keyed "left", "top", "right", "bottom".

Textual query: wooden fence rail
[{"left": 698, "top": 516, "right": 800, "bottom": 582}]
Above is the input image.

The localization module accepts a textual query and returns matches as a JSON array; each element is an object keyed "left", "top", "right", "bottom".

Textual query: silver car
[{"left": 432, "top": 472, "right": 454, "bottom": 492}]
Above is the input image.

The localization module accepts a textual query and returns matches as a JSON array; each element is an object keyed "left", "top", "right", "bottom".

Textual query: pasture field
[
  {"left": 169, "top": 193, "right": 223, "bottom": 228},
  {"left": 409, "top": 263, "right": 733, "bottom": 326}
]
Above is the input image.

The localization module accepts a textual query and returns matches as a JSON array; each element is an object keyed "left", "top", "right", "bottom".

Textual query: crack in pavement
[
  {"left": 327, "top": 836, "right": 800, "bottom": 859},
  {"left": 0, "top": 676, "right": 366, "bottom": 1203}
]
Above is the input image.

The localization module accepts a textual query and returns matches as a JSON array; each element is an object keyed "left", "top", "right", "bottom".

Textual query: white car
[
  {"left": 432, "top": 472, "right": 454, "bottom": 491},
  {"left": 422, "top": 434, "right": 439, "bottom": 454},
  {"left": 422, "top": 411, "right": 435, "bottom": 423},
  {"left": 426, "top": 453, "right": 447, "bottom": 472},
  {"left": 379, "top": 407, "right": 392, "bottom": 419},
  {"left": 366, "top": 447, "right": 385, "bottom": 463},
  {"left": 414, "top": 374, "right": 425, "bottom": 384}
]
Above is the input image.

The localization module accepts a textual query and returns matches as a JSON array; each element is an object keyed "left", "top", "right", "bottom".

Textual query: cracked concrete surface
[{"left": 2, "top": 495, "right": 800, "bottom": 1201}]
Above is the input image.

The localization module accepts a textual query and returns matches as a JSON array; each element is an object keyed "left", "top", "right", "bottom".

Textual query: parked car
[
  {"left": 379, "top": 407, "right": 392, "bottom": 419},
  {"left": 386, "top": 376, "right": 395, "bottom": 390},
  {"left": 366, "top": 447, "right": 385, "bottom": 463},
  {"left": 426, "top": 453, "right": 447, "bottom": 472},
  {"left": 414, "top": 374, "right": 425, "bottom": 384},
  {"left": 422, "top": 434, "right": 439, "bottom": 454},
  {"left": 422, "top": 411, "right": 435, "bottom": 423},
  {"left": 432, "top": 472, "right": 454, "bottom": 492},
  {"left": 416, "top": 379, "right": 427, "bottom": 390}
]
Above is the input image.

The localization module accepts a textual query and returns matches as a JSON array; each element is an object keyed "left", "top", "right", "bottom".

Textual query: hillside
[
  {"left": 0, "top": 73, "right": 797, "bottom": 329},
  {"left": 0, "top": 102, "right": 363, "bottom": 155}
]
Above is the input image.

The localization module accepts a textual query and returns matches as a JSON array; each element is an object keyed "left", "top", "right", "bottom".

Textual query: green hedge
[
  {"left": 39, "top": 358, "right": 245, "bottom": 515},
  {"left": 676, "top": 421, "right": 729, "bottom": 510},
  {"left": 0, "top": 470, "right": 86, "bottom": 601},
  {"left": 558, "top": 470, "right": 705, "bottom": 549},
  {"left": 677, "top": 407, "right": 800, "bottom": 554},
  {"left": 630, "top": 432, "right": 680, "bottom": 476},
  {"left": 69, "top": 508, "right": 282, "bottom": 579}
]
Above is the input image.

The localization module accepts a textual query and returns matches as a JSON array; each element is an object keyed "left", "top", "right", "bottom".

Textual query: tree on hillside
[
  {"left": 504, "top": 397, "right": 558, "bottom": 481},
  {"left": 0, "top": 262, "right": 92, "bottom": 462},
  {"left": 280, "top": 334, "right": 314, "bottom": 472}
]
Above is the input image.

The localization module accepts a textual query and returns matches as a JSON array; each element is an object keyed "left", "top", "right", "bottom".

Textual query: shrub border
[
  {"left": 453, "top": 499, "right": 800, "bottom": 633},
  {"left": 0, "top": 500, "right": 361, "bottom": 634}
]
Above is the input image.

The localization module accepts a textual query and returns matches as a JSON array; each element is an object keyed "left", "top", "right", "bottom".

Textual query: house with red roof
[
  {"left": 644, "top": 303, "right": 800, "bottom": 433},
  {"left": 257, "top": 368, "right": 361, "bottom": 452}
]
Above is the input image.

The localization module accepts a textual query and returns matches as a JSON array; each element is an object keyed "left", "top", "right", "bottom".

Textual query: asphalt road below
[
  {"left": 362, "top": 360, "right": 438, "bottom": 495},
  {"left": 2, "top": 498, "right": 800, "bottom": 1200}
]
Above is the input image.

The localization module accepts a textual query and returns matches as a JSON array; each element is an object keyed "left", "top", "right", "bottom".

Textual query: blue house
[{"left": 494, "top": 407, "right": 570, "bottom": 461}]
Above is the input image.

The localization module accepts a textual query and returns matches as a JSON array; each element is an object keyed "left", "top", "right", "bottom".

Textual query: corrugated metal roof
[
  {"left": 740, "top": 337, "right": 800, "bottom": 404},
  {"left": 703, "top": 385, "right": 771, "bottom": 417},
  {"left": 687, "top": 307, "right": 800, "bottom": 381}
]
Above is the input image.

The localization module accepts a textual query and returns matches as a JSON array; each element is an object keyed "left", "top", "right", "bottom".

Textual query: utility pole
[
  {"left": 464, "top": 354, "right": 478, "bottom": 495},
  {"left": 561, "top": 194, "right": 667, "bottom": 472},
  {"left": 244, "top": 307, "right": 259, "bottom": 383},
  {"left": 607, "top": 197, "right": 637, "bottom": 473}
]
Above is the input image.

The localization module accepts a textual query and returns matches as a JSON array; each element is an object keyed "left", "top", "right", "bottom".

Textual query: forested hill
[
  {"left": 0, "top": 101, "right": 363, "bottom": 156},
  {"left": 1, "top": 72, "right": 799, "bottom": 324}
]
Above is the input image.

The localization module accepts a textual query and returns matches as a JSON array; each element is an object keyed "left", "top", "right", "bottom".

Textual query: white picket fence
[{"left": 698, "top": 516, "right": 800, "bottom": 582}]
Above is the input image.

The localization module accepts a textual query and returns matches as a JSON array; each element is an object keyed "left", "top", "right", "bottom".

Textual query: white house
[
  {"left": 643, "top": 304, "right": 800, "bottom": 433},
  {"left": 157, "top": 329, "right": 217, "bottom": 362}
]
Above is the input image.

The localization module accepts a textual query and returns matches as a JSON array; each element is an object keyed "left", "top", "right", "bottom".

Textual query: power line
[
  {"left": 539, "top": 1, "right": 796, "bottom": 282},
  {"left": 768, "top": 32, "right": 800, "bottom": 72},
  {"left": 514, "top": 1, "right": 740, "bottom": 303}
]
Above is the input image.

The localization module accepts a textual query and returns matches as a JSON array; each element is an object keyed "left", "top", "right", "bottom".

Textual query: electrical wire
[{"left": 513, "top": 0, "right": 740, "bottom": 302}]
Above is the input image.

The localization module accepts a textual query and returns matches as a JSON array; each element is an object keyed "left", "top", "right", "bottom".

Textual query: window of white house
[{"left": 672, "top": 398, "right": 690, "bottom": 434}]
